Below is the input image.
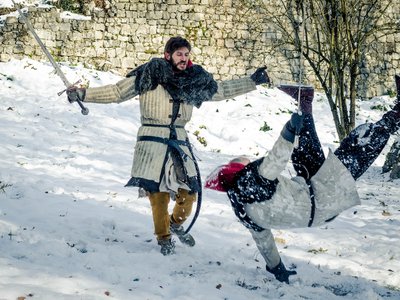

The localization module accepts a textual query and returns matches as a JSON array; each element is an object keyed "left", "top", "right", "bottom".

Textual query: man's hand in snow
[{"left": 266, "top": 260, "right": 297, "bottom": 284}]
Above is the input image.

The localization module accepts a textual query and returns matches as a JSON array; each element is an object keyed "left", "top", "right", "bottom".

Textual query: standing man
[
  {"left": 67, "top": 36, "right": 269, "bottom": 255},
  {"left": 205, "top": 79, "right": 400, "bottom": 283}
]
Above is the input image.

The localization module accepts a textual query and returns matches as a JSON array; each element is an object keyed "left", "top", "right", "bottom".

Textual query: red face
[{"left": 165, "top": 47, "right": 190, "bottom": 72}]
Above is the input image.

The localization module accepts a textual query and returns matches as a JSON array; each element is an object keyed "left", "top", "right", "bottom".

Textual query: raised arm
[
  {"left": 211, "top": 77, "right": 256, "bottom": 101},
  {"left": 83, "top": 76, "right": 138, "bottom": 104},
  {"left": 211, "top": 67, "right": 270, "bottom": 101},
  {"left": 258, "top": 113, "right": 304, "bottom": 180}
]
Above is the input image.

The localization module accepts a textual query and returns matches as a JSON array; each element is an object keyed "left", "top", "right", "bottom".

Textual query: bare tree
[{"left": 240, "top": 0, "right": 399, "bottom": 140}]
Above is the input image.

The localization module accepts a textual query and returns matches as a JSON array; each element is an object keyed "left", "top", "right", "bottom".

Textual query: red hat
[{"left": 205, "top": 162, "right": 247, "bottom": 192}]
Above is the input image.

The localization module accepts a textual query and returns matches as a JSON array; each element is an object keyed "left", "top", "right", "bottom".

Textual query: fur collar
[{"left": 127, "top": 58, "right": 218, "bottom": 108}]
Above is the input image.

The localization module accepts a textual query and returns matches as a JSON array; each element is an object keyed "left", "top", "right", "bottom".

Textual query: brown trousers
[{"left": 148, "top": 188, "right": 196, "bottom": 241}]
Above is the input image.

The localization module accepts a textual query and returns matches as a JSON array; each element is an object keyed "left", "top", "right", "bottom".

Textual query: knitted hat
[{"left": 205, "top": 162, "right": 247, "bottom": 192}]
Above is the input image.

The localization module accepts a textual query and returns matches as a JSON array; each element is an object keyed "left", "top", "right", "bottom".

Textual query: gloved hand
[
  {"left": 281, "top": 112, "right": 304, "bottom": 143},
  {"left": 67, "top": 86, "right": 86, "bottom": 103},
  {"left": 250, "top": 67, "right": 270, "bottom": 85},
  {"left": 266, "top": 260, "right": 297, "bottom": 284}
]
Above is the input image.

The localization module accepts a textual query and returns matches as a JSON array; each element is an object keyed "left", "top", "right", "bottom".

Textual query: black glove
[
  {"left": 67, "top": 86, "right": 86, "bottom": 103},
  {"left": 266, "top": 260, "right": 297, "bottom": 284},
  {"left": 281, "top": 112, "right": 304, "bottom": 143},
  {"left": 251, "top": 67, "right": 270, "bottom": 85}
]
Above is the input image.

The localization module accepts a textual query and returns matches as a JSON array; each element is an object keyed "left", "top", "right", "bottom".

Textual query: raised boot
[
  {"left": 170, "top": 189, "right": 196, "bottom": 247},
  {"left": 382, "top": 75, "right": 400, "bottom": 133},
  {"left": 170, "top": 218, "right": 196, "bottom": 247},
  {"left": 380, "top": 99, "right": 400, "bottom": 134},
  {"left": 278, "top": 84, "right": 314, "bottom": 114}
]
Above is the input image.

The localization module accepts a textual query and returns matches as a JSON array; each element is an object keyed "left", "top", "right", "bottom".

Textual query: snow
[
  {"left": 0, "top": 0, "right": 48, "bottom": 8},
  {"left": 1, "top": 0, "right": 17, "bottom": 7},
  {"left": 1, "top": 0, "right": 91, "bottom": 23},
  {"left": 0, "top": 58, "right": 399, "bottom": 299},
  {"left": 59, "top": 11, "right": 91, "bottom": 20}
]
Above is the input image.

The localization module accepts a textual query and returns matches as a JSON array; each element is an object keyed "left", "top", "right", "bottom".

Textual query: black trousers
[{"left": 292, "top": 114, "right": 393, "bottom": 180}]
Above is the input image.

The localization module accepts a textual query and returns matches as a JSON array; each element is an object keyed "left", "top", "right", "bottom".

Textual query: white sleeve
[
  {"left": 258, "top": 134, "right": 293, "bottom": 180},
  {"left": 85, "top": 77, "right": 138, "bottom": 104},
  {"left": 211, "top": 77, "right": 256, "bottom": 101}
]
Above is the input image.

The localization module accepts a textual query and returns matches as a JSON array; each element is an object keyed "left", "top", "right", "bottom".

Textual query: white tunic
[{"left": 244, "top": 134, "right": 360, "bottom": 269}]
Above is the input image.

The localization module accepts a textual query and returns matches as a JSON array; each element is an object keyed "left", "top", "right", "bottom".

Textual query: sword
[{"left": 12, "top": 0, "right": 89, "bottom": 115}]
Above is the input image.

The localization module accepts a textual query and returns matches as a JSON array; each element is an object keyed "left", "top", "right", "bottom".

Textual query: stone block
[
  {"left": 107, "top": 48, "right": 117, "bottom": 58},
  {"left": 225, "top": 39, "right": 234, "bottom": 48},
  {"left": 5, "top": 16, "right": 18, "bottom": 25},
  {"left": 0, "top": 53, "right": 12, "bottom": 61},
  {"left": 94, "top": 23, "right": 105, "bottom": 31},
  {"left": 121, "top": 57, "right": 136, "bottom": 69},
  {"left": 118, "top": 35, "right": 129, "bottom": 42},
  {"left": 116, "top": 48, "right": 126, "bottom": 57},
  {"left": 217, "top": 39, "right": 225, "bottom": 47},
  {"left": 137, "top": 52, "right": 151, "bottom": 60},
  {"left": 225, "top": 56, "right": 235, "bottom": 66},
  {"left": 95, "top": 47, "right": 105, "bottom": 57}
]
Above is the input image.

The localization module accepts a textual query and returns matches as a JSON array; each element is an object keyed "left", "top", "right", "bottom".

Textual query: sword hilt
[
  {"left": 293, "top": 82, "right": 303, "bottom": 149},
  {"left": 65, "top": 83, "right": 89, "bottom": 115},
  {"left": 58, "top": 79, "right": 82, "bottom": 96},
  {"left": 294, "top": 108, "right": 302, "bottom": 148},
  {"left": 77, "top": 99, "right": 89, "bottom": 115}
]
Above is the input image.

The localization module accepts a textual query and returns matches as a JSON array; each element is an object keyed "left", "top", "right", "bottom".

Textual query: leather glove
[
  {"left": 266, "top": 260, "right": 297, "bottom": 284},
  {"left": 281, "top": 112, "right": 304, "bottom": 143},
  {"left": 67, "top": 86, "right": 86, "bottom": 103},
  {"left": 250, "top": 67, "right": 270, "bottom": 85}
]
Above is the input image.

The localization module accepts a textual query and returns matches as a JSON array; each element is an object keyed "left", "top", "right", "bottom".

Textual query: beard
[{"left": 170, "top": 59, "right": 187, "bottom": 72}]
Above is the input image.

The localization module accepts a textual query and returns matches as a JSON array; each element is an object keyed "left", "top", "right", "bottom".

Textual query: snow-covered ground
[
  {"left": 0, "top": 0, "right": 47, "bottom": 8},
  {"left": 0, "top": 58, "right": 399, "bottom": 299}
]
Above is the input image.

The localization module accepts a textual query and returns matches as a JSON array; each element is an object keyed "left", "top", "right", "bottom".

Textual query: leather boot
[
  {"left": 380, "top": 75, "right": 400, "bottom": 134},
  {"left": 278, "top": 84, "right": 314, "bottom": 114},
  {"left": 170, "top": 216, "right": 195, "bottom": 247},
  {"left": 157, "top": 238, "right": 175, "bottom": 256},
  {"left": 381, "top": 106, "right": 400, "bottom": 134},
  {"left": 170, "top": 189, "right": 196, "bottom": 247}
]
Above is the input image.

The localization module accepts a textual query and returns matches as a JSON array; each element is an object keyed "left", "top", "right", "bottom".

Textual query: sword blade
[
  {"left": 12, "top": 1, "right": 89, "bottom": 115},
  {"left": 12, "top": 0, "right": 71, "bottom": 88}
]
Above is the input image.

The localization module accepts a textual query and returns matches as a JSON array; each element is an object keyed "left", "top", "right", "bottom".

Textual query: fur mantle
[{"left": 127, "top": 58, "right": 218, "bottom": 108}]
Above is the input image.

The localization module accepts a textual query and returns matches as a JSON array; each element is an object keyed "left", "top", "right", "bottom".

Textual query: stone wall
[
  {"left": 0, "top": 0, "right": 266, "bottom": 80},
  {"left": 0, "top": 0, "right": 399, "bottom": 97}
]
